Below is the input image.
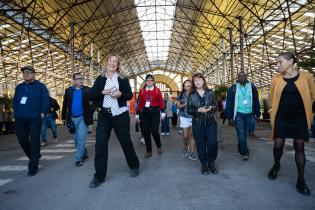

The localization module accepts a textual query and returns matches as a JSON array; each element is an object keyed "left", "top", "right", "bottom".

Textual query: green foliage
[
  {"left": 298, "top": 52, "right": 315, "bottom": 74},
  {"left": 214, "top": 85, "right": 228, "bottom": 99},
  {"left": 0, "top": 94, "right": 14, "bottom": 111}
]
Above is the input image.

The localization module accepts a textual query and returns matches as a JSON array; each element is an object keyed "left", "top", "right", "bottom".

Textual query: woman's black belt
[{"left": 101, "top": 107, "right": 112, "bottom": 113}]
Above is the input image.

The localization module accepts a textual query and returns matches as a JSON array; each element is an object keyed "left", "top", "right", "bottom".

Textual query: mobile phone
[{"left": 109, "top": 87, "right": 117, "bottom": 95}]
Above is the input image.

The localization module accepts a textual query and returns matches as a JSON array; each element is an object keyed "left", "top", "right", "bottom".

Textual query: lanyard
[{"left": 239, "top": 84, "right": 247, "bottom": 98}]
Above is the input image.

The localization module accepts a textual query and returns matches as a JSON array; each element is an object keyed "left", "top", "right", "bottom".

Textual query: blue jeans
[
  {"left": 41, "top": 115, "right": 57, "bottom": 143},
  {"left": 235, "top": 112, "right": 252, "bottom": 155},
  {"left": 72, "top": 116, "right": 88, "bottom": 161},
  {"left": 248, "top": 115, "right": 256, "bottom": 134},
  {"left": 161, "top": 116, "right": 170, "bottom": 133},
  {"left": 192, "top": 121, "right": 218, "bottom": 165}
]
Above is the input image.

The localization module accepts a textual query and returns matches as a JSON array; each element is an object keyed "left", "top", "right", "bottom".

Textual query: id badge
[
  {"left": 242, "top": 100, "right": 248, "bottom": 105},
  {"left": 145, "top": 101, "right": 151, "bottom": 108},
  {"left": 20, "top": 97, "right": 27, "bottom": 104}
]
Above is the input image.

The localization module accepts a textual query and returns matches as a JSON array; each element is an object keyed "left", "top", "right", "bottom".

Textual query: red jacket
[{"left": 137, "top": 86, "right": 165, "bottom": 113}]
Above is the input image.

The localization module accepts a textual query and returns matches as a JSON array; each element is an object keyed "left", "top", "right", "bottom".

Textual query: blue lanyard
[{"left": 239, "top": 85, "right": 247, "bottom": 98}]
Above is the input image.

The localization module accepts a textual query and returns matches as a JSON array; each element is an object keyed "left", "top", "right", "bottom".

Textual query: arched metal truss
[{"left": 0, "top": 0, "right": 314, "bottom": 95}]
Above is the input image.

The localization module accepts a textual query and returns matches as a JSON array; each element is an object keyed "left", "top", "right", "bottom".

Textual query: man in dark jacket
[
  {"left": 226, "top": 71, "right": 260, "bottom": 160},
  {"left": 41, "top": 96, "right": 60, "bottom": 146},
  {"left": 13, "top": 65, "right": 49, "bottom": 176},
  {"left": 62, "top": 72, "right": 94, "bottom": 167}
]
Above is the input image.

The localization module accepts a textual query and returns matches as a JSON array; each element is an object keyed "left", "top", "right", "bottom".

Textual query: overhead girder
[{"left": 1, "top": 0, "right": 314, "bottom": 93}]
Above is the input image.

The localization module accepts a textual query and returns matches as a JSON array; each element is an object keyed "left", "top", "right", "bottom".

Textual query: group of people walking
[{"left": 13, "top": 52, "right": 313, "bottom": 195}]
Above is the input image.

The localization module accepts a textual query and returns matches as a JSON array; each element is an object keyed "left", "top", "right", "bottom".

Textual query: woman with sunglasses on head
[
  {"left": 187, "top": 73, "right": 219, "bottom": 175},
  {"left": 177, "top": 80, "right": 197, "bottom": 160},
  {"left": 88, "top": 53, "right": 140, "bottom": 188},
  {"left": 268, "top": 52, "right": 315, "bottom": 195},
  {"left": 136, "top": 74, "right": 165, "bottom": 158}
]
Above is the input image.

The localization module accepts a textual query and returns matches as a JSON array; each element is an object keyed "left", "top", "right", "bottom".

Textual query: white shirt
[{"left": 102, "top": 73, "right": 128, "bottom": 116}]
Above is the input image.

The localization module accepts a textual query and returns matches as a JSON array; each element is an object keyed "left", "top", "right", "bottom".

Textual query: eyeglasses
[
  {"left": 146, "top": 79, "right": 154, "bottom": 82},
  {"left": 74, "top": 78, "right": 84, "bottom": 80},
  {"left": 184, "top": 84, "right": 191, "bottom": 87},
  {"left": 23, "top": 70, "right": 34, "bottom": 75}
]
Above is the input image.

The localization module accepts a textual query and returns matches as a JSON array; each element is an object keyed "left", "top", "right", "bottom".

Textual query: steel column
[
  {"left": 90, "top": 42, "right": 94, "bottom": 85},
  {"left": 228, "top": 27, "right": 234, "bottom": 84},
  {"left": 238, "top": 16, "right": 245, "bottom": 73},
  {"left": 81, "top": 33, "right": 86, "bottom": 84},
  {"left": 70, "top": 22, "right": 75, "bottom": 76}
]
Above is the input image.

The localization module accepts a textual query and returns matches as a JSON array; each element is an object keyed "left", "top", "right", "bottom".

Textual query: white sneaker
[
  {"left": 140, "top": 138, "right": 145, "bottom": 144},
  {"left": 180, "top": 148, "right": 188, "bottom": 157},
  {"left": 41, "top": 142, "right": 48, "bottom": 147},
  {"left": 161, "top": 133, "right": 165, "bottom": 136},
  {"left": 166, "top": 133, "right": 170, "bottom": 136},
  {"left": 189, "top": 153, "right": 198, "bottom": 161}
]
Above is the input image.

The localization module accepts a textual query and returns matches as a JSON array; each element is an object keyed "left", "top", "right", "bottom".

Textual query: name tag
[
  {"left": 242, "top": 100, "right": 248, "bottom": 105},
  {"left": 145, "top": 101, "right": 151, "bottom": 108},
  {"left": 20, "top": 97, "right": 27, "bottom": 104}
]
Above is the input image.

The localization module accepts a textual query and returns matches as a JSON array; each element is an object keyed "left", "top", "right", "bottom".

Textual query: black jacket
[
  {"left": 62, "top": 86, "right": 94, "bottom": 125},
  {"left": 88, "top": 75, "right": 133, "bottom": 109},
  {"left": 187, "top": 89, "right": 217, "bottom": 126},
  {"left": 48, "top": 97, "right": 60, "bottom": 119}
]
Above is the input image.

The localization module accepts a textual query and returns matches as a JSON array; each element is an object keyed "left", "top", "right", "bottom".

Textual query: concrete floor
[{"left": 0, "top": 119, "right": 314, "bottom": 210}]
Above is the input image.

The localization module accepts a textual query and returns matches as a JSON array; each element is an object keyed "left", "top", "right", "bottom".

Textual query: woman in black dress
[{"left": 269, "top": 52, "right": 315, "bottom": 196}]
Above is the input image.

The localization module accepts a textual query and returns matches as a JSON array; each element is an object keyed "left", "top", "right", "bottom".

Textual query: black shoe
[
  {"left": 268, "top": 163, "right": 280, "bottom": 180},
  {"left": 201, "top": 165, "right": 209, "bottom": 175},
  {"left": 208, "top": 163, "right": 219, "bottom": 174},
  {"left": 296, "top": 179, "right": 311, "bottom": 196},
  {"left": 89, "top": 178, "right": 104, "bottom": 188},
  {"left": 27, "top": 168, "right": 38, "bottom": 177},
  {"left": 240, "top": 152, "right": 250, "bottom": 161},
  {"left": 75, "top": 160, "right": 83, "bottom": 167},
  {"left": 242, "top": 154, "right": 249, "bottom": 161},
  {"left": 144, "top": 153, "right": 152, "bottom": 158},
  {"left": 82, "top": 154, "right": 89, "bottom": 162},
  {"left": 130, "top": 169, "right": 139, "bottom": 177}
]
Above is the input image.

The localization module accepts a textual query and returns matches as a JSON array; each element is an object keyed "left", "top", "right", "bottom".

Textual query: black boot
[
  {"left": 296, "top": 178, "right": 311, "bottom": 196},
  {"left": 201, "top": 164, "right": 209, "bottom": 175},
  {"left": 268, "top": 163, "right": 280, "bottom": 180},
  {"left": 208, "top": 163, "right": 219, "bottom": 174}
]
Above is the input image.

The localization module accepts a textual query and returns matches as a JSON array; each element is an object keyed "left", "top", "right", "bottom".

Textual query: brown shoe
[
  {"left": 144, "top": 153, "right": 152, "bottom": 158},
  {"left": 157, "top": 148, "right": 162, "bottom": 155}
]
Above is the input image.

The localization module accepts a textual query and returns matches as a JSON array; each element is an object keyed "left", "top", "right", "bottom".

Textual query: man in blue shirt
[
  {"left": 62, "top": 73, "right": 94, "bottom": 167},
  {"left": 13, "top": 65, "right": 49, "bottom": 176},
  {"left": 226, "top": 71, "right": 260, "bottom": 160}
]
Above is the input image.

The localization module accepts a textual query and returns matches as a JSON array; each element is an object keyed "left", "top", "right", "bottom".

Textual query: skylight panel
[{"left": 135, "top": 0, "right": 176, "bottom": 62}]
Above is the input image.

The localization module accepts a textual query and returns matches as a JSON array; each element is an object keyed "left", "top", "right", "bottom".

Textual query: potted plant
[{"left": 214, "top": 84, "right": 228, "bottom": 99}]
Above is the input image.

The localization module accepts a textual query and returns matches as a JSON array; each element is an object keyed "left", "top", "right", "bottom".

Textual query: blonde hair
[{"left": 101, "top": 53, "right": 125, "bottom": 78}]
